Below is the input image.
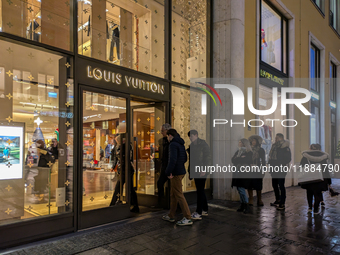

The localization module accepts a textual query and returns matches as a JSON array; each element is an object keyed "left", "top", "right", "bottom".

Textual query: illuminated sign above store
[
  {"left": 87, "top": 66, "right": 165, "bottom": 95},
  {"left": 260, "top": 68, "right": 285, "bottom": 86}
]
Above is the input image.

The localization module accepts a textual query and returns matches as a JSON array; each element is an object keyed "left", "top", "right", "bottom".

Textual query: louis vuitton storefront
[{"left": 0, "top": 0, "right": 211, "bottom": 249}]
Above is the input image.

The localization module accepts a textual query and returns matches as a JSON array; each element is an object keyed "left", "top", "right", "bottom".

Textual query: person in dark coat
[
  {"left": 162, "top": 129, "right": 192, "bottom": 226},
  {"left": 231, "top": 138, "right": 253, "bottom": 214},
  {"left": 34, "top": 140, "right": 53, "bottom": 203},
  {"left": 268, "top": 133, "right": 291, "bottom": 210},
  {"left": 187, "top": 130, "right": 211, "bottom": 220},
  {"left": 157, "top": 123, "right": 171, "bottom": 208},
  {"left": 299, "top": 144, "right": 331, "bottom": 215},
  {"left": 248, "top": 135, "right": 266, "bottom": 206},
  {"left": 110, "top": 134, "right": 139, "bottom": 213}
]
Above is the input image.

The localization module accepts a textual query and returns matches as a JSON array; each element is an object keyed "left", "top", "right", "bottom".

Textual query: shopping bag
[{"left": 298, "top": 160, "right": 324, "bottom": 185}]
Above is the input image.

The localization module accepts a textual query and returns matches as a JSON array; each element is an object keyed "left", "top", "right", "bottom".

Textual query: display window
[
  {"left": 78, "top": 0, "right": 165, "bottom": 79},
  {"left": 260, "top": 0, "right": 287, "bottom": 73},
  {"left": 172, "top": 85, "right": 210, "bottom": 192},
  {"left": 0, "top": 0, "right": 73, "bottom": 51},
  {"left": 171, "top": 0, "right": 208, "bottom": 85},
  {"left": 258, "top": 85, "right": 287, "bottom": 162},
  {"left": 0, "top": 39, "right": 74, "bottom": 225}
]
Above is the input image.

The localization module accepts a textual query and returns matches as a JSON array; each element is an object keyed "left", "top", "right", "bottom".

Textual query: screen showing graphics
[{"left": 0, "top": 125, "right": 24, "bottom": 180}]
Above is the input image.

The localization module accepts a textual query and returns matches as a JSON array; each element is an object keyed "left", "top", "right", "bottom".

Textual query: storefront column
[{"left": 212, "top": 0, "right": 245, "bottom": 201}]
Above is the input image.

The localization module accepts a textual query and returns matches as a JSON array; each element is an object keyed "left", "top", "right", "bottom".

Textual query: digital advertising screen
[{"left": 0, "top": 124, "right": 24, "bottom": 180}]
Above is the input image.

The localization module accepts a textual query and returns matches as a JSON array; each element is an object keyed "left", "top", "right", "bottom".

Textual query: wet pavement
[{"left": 2, "top": 180, "right": 340, "bottom": 255}]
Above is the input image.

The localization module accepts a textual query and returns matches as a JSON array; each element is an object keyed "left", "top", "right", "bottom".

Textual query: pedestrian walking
[
  {"left": 110, "top": 134, "right": 139, "bottom": 213},
  {"left": 248, "top": 135, "right": 266, "bottom": 206},
  {"left": 156, "top": 123, "right": 171, "bottom": 208},
  {"left": 231, "top": 138, "right": 253, "bottom": 214},
  {"left": 268, "top": 133, "right": 291, "bottom": 210},
  {"left": 299, "top": 144, "right": 331, "bottom": 215},
  {"left": 162, "top": 129, "right": 192, "bottom": 226},
  {"left": 187, "top": 130, "right": 211, "bottom": 220}
]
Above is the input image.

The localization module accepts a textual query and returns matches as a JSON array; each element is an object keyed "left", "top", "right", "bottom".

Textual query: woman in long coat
[
  {"left": 231, "top": 138, "right": 253, "bottom": 214},
  {"left": 248, "top": 135, "right": 266, "bottom": 206}
]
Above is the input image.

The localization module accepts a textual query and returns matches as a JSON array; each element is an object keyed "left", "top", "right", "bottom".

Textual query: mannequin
[
  {"left": 259, "top": 117, "right": 272, "bottom": 162},
  {"left": 109, "top": 24, "right": 120, "bottom": 61}
]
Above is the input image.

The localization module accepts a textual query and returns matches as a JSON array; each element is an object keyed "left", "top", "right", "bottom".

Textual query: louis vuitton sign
[{"left": 87, "top": 66, "right": 165, "bottom": 95}]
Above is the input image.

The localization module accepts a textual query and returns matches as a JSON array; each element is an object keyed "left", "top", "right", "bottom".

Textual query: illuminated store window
[
  {"left": 261, "top": 0, "right": 287, "bottom": 73},
  {"left": 0, "top": 39, "right": 74, "bottom": 225},
  {"left": 78, "top": 0, "right": 165, "bottom": 78},
  {"left": 258, "top": 85, "right": 286, "bottom": 162},
  {"left": 171, "top": 85, "right": 210, "bottom": 192},
  {"left": 171, "top": 0, "right": 208, "bottom": 85},
  {"left": 0, "top": 0, "right": 73, "bottom": 51}
]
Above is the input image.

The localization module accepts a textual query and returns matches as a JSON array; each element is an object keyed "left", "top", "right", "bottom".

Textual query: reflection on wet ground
[{"left": 3, "top": 180, "right": 340, "bottom": 255}]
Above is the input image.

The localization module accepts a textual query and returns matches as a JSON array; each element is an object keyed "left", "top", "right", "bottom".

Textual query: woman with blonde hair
[{"left": 231, "top": 138, "right": 253, "bottom": 214}]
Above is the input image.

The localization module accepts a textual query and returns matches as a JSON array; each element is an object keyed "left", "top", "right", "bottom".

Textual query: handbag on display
[{"left": 297, "top": 159, "right": 324, "bottom": 185}]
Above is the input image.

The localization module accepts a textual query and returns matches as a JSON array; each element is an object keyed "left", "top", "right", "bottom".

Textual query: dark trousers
[
  {"left": 195, "top": 178, "right": 208, "bottom": 214},
  {"left": 157, "top": 171, "right": 169, "bottom": 205},
  {"left": 307, "top": 189, "right": 323, "bottom": 209},
  {"left": 272, "top": 178, "right": 286, "bottom": 204},
  {"left": 110, "top": 173, "right": 138, "bottom": 207}
]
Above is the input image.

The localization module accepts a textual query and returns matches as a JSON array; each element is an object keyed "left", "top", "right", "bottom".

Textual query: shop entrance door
[
  {"left": 79, "top": 86, "right": 132, "bottom": 229},
  {"left": 131, "top": 101, "right": 166, "bottom": 207}
]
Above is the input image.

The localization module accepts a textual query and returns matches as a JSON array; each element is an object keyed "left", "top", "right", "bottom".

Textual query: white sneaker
[
  {"left": 176, "top": 217, "right": 193, "bottom": 226},
  {"left": 202, "top": 211, "right": 208, "bottom": 216},
  {"left": 191, "top": 212, "right": 202, "bottom": 220},
  {"left": 162, "top": 215, "right": 175, "bottom": 222}
]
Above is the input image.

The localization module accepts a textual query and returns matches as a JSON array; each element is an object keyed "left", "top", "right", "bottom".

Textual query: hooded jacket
[
  {"left": 187, "top": 138, "right": 211, "bottom": 179},
  {"left": 299, "top": 150, "right": 332, "bottom": 190},
  {"left": 165, "top": 134, "right": 187, "bottom": 176},
  {"left": 268, "top": 140, "right": 291, "bottom": 166}
]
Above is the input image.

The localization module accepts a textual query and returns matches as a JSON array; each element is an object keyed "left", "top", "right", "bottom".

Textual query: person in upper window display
[
  {"left": 248, "top": 135, "right": 266, "bottom": 207},
  {"left": 231, "top": 139, "right": 253, "bottom": 214}
]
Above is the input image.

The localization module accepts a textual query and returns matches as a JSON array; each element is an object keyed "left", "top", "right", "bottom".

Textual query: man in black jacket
[
  {"left": 268, "top": 133, "right": 291, "bottom": 210},
  {"left": 187, "top": 130, "right": 211, "bottom": 220},
  {"left": 157, "top": 123, "right": 171, "bottom": 208},
  {"left": 162, "top": 129, "right": 192, "bottom": 226}
]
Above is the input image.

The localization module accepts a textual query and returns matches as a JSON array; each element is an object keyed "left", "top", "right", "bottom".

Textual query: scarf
[
  {"left": 269, "top": 140, "right": 284, "bottom": 161},
  {"left": 237, "top": 147, "right": 246, "bottom": 157},
  {"left": 252, "top": 145, "right": 261, "bottom": 164}
]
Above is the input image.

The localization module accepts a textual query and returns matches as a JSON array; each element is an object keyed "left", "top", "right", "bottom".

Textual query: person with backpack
[
  {"left": 299, "top": 144, "right": 331, "bottom": 215},
  {"left": 231, "top": 138, "right": 253, "bottom": 214},
  {"left": 162, "top": 129, "right": 192, "bottom": 226}
]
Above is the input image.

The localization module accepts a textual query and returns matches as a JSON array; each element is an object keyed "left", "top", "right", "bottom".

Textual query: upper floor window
[
  {"left": 330, "top": 0, "right": 340, "bottom": 33},
  {"left": 312, "top": 0, "right": 325, "bottom": 14},
  {"left": 260, "top": 0, "right": 287, "bottom": 74},
  {"left": 77, "top": 0, "right": 165, "bottom": 79},
  {"left": 0, "top": 0, "right": 73, "bottom": 51},
  {"left": 310, "top": 44, "right": 320, "bottom": 92},
  {"left": 330, "top": 62, "right": 337, "bottom": 101}
]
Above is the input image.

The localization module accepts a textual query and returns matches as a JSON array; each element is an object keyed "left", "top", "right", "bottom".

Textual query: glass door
[
  {"left": 131, "top": 101, "right": 165, "bottom": 207},
  {"left": 80, "top": 88, "right": 130, "bottom": 229}
]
